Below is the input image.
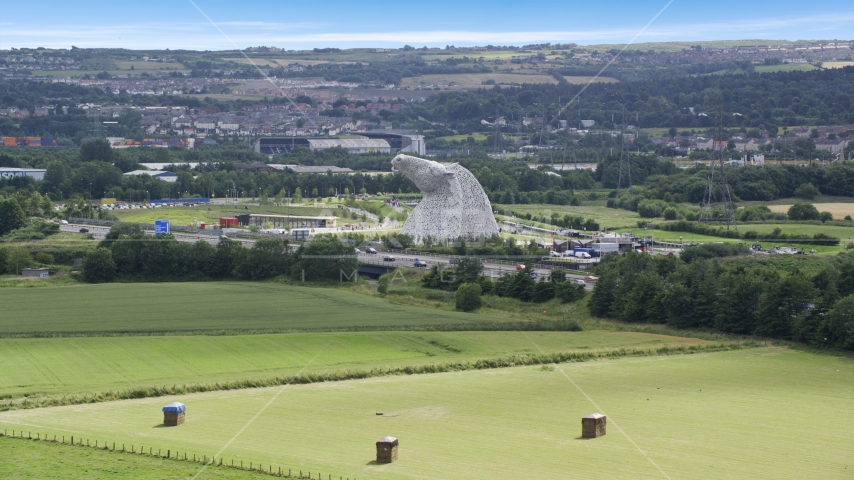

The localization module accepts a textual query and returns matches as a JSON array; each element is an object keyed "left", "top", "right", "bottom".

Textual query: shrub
[
  {"left": 820, "top": 211, "right": 834, "bottom": 223},
  {"left": 794, "top": 182, "right": 820, "bottom": 199},
  {"left": 663, "top": 207, "right": 678, "bottom": 220},
  {"left": 34, "top": 252, "right": 55, "bottom": 265},
  {"left": 555, "top": 281, "right": 585, "bottom": 303},
  {"left": 82, "top": 248, "right": 116, "bottom": 283},
  {"left": 455, "top": 283, "right": 483, "bottom": 312},
  {"left": 377, "top": 274, "right": 390, "bottom": 295}
]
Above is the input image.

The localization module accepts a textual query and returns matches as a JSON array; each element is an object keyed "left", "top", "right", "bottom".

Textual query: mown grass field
[
  {"left": 2, "top": 347, "right": 850, "bottom": 479},
  {"left": 496, "top": 204, "right": 640, "bottom": 229},
  {"left": 112, "top": 204, "right": 336, "bottom": 226},
  {"left": 0, "top": 282, "right": 524, "bottom": 335},
  {"left": 0, "top": 436, "right": 262, "bottom": 479},
  {"left": 0, "top": 331, "right": 710, "bottom": 399}
]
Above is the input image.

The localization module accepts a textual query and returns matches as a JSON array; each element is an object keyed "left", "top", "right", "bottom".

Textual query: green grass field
[
  {"left": 2, "top": 347, "right": 850, "bottom": 479},
  {"left": 113, "top": 204, "right": 337, "bottom": 226},
  {"left": 496, "top": 204, "right": 640, "bottom": 229},
  {"left": 0, "top": 331, "right": 710, "bottom": 400},
  {"left": 0, "top": 282, "right": 519, "bottom": 335},
  {"left": 616, "top": 222, "right": 854, "bottom": 253},
  {"left": 0, "top": 436, "right": 263, "bottom": 479}
]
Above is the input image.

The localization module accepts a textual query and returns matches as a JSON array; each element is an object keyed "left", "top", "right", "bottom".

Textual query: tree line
[
  {"left": 588, "top": 247, "right": 854, "bottom": 351},
  {"left": 82, "top": 226, "right": 359, "bottom": 284}
]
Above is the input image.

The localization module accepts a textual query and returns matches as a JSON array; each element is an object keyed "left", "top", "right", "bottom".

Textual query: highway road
[{"left": 62, "top": 222, "right": 596, "bottom": 287}]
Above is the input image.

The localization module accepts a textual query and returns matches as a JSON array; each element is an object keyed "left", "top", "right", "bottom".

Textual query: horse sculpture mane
[{"left": 391, "top": 154, "right": 499, "bottom": 243}]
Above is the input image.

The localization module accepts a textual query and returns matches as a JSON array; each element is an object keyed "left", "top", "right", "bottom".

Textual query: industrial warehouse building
[
  {"left": 0, "top": 168, "right": 48, "bottom": 181},
  {"left": 255, "top": 131, "right": 424, "bottom": 156},
  {"left": 122, "top": 170, "right": 179, "bottom": 182}
]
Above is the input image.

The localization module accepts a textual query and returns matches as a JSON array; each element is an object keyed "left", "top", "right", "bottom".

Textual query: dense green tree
[
  {"left": 0, "top": 198, "right": 27, "bottom": 236},
  {"left": 454, "top": 282, "right": 483, "bottom": 312},
  {"left": 206, "top": 237, "right": 244, "bottom": 279},
  {"left": 823, "top": 294, "right": 854, "bottom": 350},
  {"left": 82, "top": 247, "right": 116, "bottom": 283},
  {"left": 787, "top": 203, "right": 820, "bottom": 221},
  {"left": 296, "top": 235, "right": 359, "bottom": 282},
  {"left": 452, "top": 257, "right": 484, "bottom": 287},
  {"left": 531, "top": 280, "right": 556, "bottom": 303},
  {"left": 234, "top": 238, "right": 293, "bottom": 280},
  {"left": 79, "top": 139, "right": 114, "bottom": 163}
]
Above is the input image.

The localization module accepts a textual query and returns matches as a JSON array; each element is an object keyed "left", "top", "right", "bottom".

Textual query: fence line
[{"left": 0, "top": 430, "right": 356, "bottom": 480}]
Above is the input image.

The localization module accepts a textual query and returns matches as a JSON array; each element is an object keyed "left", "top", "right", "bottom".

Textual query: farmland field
[
  {"left": 0, "top": 282, "right": 522, "bottom": 335},
  {"left": 753, "top": 63, "right": 818, "bottom": 73},
  {"left": 400, "top": 74, "right": 618, "bottom": 88},
  {"left": 0, "top": 331, "right": 711, "bottom": 399},
  {"left": 823, "top": 61, "right": 854, "bottom": 69},
  {"left": 768, "top": 203, "right": 854, "bottom": 220},
  {"left": 2, "top": 347, "right": 850, "bottom": 479}
]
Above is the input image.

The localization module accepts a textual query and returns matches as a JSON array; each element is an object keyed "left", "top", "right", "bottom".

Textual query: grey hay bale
[
  {"left": 376, "top": 436, "right": 399, "bottom": 464},
  {"left": 582, "top": 413, "right": 606, "bottom": 438}
]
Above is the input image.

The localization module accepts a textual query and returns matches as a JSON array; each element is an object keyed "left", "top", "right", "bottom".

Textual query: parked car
[
  {"left": 550, "top": 251, "right": 562, "bottom": 258},
  {"left": 354, "top": 248, "right": 362, "bottom": 254}
]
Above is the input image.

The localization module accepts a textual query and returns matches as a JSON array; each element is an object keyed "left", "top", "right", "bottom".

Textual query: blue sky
[{"left": 2, "top": 0, "right": 852, "bottom": 50}]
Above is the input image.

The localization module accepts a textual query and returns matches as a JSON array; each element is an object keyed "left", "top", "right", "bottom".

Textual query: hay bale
[
  {"left": 581, "top": 413, "right": 606, "bottom": 438},
  {"left": 376, "top": 436, "right": 399, "bottom": 463},
  {"left": 162, "top": 402, "right": 186, "bottom": 427}
]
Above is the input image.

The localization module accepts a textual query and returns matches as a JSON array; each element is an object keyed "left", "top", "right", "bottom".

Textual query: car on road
[
  {"left": 366, "top": 247, "right": 378, "bottom": 254},
  {"left": 78, "top": 228, "right": 89, "bottom": 233},
  {"left": 448, "top": 258, "right": 460, "bottom": 265},
  {"left": 354, "top": 248, "right": 362, "bottom": 254},
  {"left": 515, "top": 264, "right": 526, "bottom": 271},
  {"left": 584, "top": 276, "right": 599, "bottom": 282},
  {"left": 60, "top": 220, "right": 68, "bottom": 225},
  {"left": 571, "top": 279, "right": 586, "bottom": 286},
  {"left": 383, "top": 256, "right": 396, "bottom": 262},
  {"left": 414, "top": 259, "right": 428, "bottom": 268},
  {"left": 549, "top": 251, "right": 562, "bottom": 258}
]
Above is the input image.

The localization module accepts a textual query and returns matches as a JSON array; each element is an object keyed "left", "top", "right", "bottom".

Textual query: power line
[
  {"left": 616, "top": 106, "right": 632, "bottom": 196},
  {"left": 699, "top": 96, "right": 737, "bottom": 231}
]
